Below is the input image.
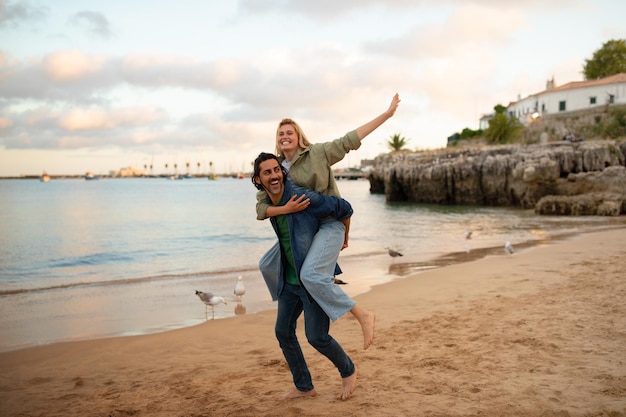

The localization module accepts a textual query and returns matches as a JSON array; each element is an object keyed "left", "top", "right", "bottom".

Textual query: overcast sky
[{"left": 1, "top": 0, "right": 625, "bottom": 176}]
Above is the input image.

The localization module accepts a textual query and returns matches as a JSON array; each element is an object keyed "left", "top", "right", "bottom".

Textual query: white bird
[
  {"left": 465, "top": 231, "right": 473, "bottom": 240},
  {"left": 195, "top": 290, "right": 227, "bottom": 319},
  {"left": 504, "top": 241, "right": 514, "bottom": 254},
  {"left": 234, "top": 276, "right": 246, "bottom": 301}
]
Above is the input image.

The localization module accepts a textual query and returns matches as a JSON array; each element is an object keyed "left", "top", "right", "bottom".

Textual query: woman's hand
[
  {"left": 386, "top": 93, "right": 401, "bottom": 118},
  {"left": 284, "top": 194, "right": 310, "bottom": 214}
]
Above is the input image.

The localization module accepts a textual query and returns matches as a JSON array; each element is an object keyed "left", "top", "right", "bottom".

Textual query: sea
[{"left": 1, "top": 176, "right": 623, "bottom": 352}]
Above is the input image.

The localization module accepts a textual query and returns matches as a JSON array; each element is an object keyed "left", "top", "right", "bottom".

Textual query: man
[{"left": 251, "top": 152, "right": 358, "bottom": 401}]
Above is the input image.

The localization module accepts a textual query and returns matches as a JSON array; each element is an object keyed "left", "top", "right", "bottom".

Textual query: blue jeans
[
  {"left": 276, "top": 283, "right": 355, "bottom": 392},
  {"left": 259, "top": 219, "right": 356, "bottom": 320},
  {"left": 300, "top": 219, "right": 356, "bottom": 321},
  {"left": 259, "top": 242, "right": 281, "bottom": 301}
]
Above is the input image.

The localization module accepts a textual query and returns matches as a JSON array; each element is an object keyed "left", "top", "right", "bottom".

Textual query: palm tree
[{"left": 387, "top": 133, "right": 409, "bottom": 152}]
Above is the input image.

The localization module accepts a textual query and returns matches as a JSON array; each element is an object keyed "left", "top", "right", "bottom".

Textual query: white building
[
  {"left": 110, "top": 166, "right": 147, "bottom": 177},
  {"left": 507, "top": 73, "right": 626, "bottom": 125}
]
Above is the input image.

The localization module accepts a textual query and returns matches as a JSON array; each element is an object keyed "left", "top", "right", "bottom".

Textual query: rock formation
[{"left": 368, "top": 140, "right": 626, "bottom": 215}]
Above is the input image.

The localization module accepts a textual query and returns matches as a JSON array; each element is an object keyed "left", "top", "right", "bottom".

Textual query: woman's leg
[
  {"left": 299, "top": 219, "right": 355, "bottom": 321},
  {"left": 300, "top": 219, "right": 376, "bottom": 349}
]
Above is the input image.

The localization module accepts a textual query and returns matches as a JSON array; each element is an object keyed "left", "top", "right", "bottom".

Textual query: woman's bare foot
[
  {"left": 351, "top": 306, "right": 376, "bottom": 350},
  {"left": 361, "top": 311, "right": 376, "bottom": 350},
  {"left": 279, "top": 388, "right": 317, "bottom": 401},
  {"left": 337, "top": 367, "right": 358, "bottom": 400}
]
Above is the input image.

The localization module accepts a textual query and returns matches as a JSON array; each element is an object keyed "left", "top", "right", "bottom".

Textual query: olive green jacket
[{"left": 256, "top": 130, "right": 361, "bottom": 220}]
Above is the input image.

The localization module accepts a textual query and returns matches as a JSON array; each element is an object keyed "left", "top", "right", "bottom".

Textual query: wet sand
[{"left": 1, "top": 228, "right": 625, "bottom": 417}]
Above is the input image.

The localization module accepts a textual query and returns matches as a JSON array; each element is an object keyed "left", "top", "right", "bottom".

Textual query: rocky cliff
[{"left": 368, "top": 140, "right": 626, "bottom": 215}]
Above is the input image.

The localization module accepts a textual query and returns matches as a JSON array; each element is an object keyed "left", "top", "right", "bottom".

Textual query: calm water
[{"left": 0, "top": 177, "right": 621, "bottom": 352}]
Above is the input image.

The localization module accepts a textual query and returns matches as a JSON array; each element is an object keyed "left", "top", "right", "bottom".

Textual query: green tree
[
  {"left": 494, "top": 104, "right": 507, "bottom": 114},
  {"left": 603, "top": 107, "right": 626, "bottom": 138},
  {"left": 460, "top": 127, "right": 482, "bottom": 139},
  {"left": 386, "top": 133, "right": 409, "bottom": 151},
  {"left": 583, "top": 39, "right": 626, "bottom": 80},
  {"left": 484, "top": 106, "right": 523, "bottom": 144}
]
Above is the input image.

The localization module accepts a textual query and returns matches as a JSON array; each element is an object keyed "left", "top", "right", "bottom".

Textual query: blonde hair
[{"left": 275, "top": 118, "right": 310, "bottom": 158}]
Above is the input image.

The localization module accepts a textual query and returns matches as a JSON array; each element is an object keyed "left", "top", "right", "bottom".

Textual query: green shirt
[{"left": 275, "top": 214, "right": 299, "bottom": 285}]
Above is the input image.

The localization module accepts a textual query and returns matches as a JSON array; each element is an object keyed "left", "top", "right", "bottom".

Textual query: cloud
[
  {"left": 0, "top": 0, "right": 48, "bottom": 29},
  {"left": 57, "top": 107, "right": 166, "bottom": 131},
  {"left": 67, "top": 11, "right": 112, "bottom": 39},
  {"left": 44, "top": 50, "right": 106, "bottom": 81},
  {"left": 0, "top": 115, "right": 12, "bottom": 128},
  {"left": 0, "top": 50, "right": 118, "bottom": 103},
  {"left": 238, "top": 0, "right": 576, "bottom": 19},
  {"left": 0, "top": 45, "right": 404, "bottom": 117}
]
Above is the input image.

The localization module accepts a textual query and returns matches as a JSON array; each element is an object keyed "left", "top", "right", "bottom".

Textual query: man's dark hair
[{"left": 251, "top": 152, "right": 288, "bottom": 190}]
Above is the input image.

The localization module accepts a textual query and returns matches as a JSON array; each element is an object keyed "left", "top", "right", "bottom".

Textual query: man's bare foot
[
  {"left": 361, "top": 311, "right": 375, "bottom": 350},
  {"left": 279, "top": 388, "right": 317, "bottom": 401},
  {"left": 337, "top": 367, "right": 358, "bottom": 400}
]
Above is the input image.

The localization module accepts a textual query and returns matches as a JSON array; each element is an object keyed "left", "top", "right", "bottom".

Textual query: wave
[
  {"left": 0, "top": 264, "right": 260, "bottom": 297},
  {"left": 49, "top": 251, "right": 136, "bottom": 268}
]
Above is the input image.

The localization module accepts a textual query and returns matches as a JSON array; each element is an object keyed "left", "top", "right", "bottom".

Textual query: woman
[{"left": 257, "top": 93, "right": 401, "bottom": 350}]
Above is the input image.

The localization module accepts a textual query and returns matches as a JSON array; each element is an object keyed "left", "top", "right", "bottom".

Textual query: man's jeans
[{"left": 276, "top": 283, "right": 355, "bottom": 392}]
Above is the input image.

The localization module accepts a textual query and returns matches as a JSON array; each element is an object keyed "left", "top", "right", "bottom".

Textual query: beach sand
[{"left": 1, "top": 228, "right": 625, "bottom": 417}]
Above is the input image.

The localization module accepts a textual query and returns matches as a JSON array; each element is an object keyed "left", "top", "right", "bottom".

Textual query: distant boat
[
  {"left": 40, "top": 172, "right": 50, "bottom": 182},
  {"left": 208, "top": 174, "right": 219, "bottom": 180},
  {"left": 85, "top": 171, "right": 99, "bottom": 180}
]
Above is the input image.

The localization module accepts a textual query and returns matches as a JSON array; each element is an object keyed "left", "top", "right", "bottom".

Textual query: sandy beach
[{"left": 1, "top": 228, "right": 625, "bottom": 417}]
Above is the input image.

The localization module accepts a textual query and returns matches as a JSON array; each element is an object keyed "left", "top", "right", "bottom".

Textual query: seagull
[
  {"left": 234, "top": 276, "right": 246, "bottom": 301},
  {"left": 385, "top": 247, "right": 404, "bottom": 258},
  {"left": 465, "top": 231, "right": 473, "bottom": 240},
  {"left": 195, "top": 290, "right": 227, "bottom": 319},
  {"left": 504, "top": 241, "right": 514, "bottom": 254}
]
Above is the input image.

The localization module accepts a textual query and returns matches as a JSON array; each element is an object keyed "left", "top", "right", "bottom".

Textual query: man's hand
[{"left": 283, "top": 194, "right": 310, "bottom": 214}]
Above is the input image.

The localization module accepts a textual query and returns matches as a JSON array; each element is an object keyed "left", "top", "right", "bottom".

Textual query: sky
[{"left": 1, "top": 0, "right": 625, "bottom": 177}]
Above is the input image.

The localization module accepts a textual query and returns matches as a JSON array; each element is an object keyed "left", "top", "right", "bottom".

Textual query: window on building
[
  {"left": 609, "top": 94, "right": 615, "bottom": 104},
  {"left": 541, "top": 103, "right": 546, "bottom": 112},
  {"left": 559, "top": 101, "right": 566, "bottom": 111},
  {"left": 590, "top": 96, "right": 596, "bottom": 105}
]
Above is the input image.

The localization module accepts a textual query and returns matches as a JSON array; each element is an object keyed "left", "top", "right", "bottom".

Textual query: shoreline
[
  {"left": 1, "top": 227, "right": 625, "bottom": 416},
  {"left": 1, "top": 223, "right": 624, "bottom": 354}
]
